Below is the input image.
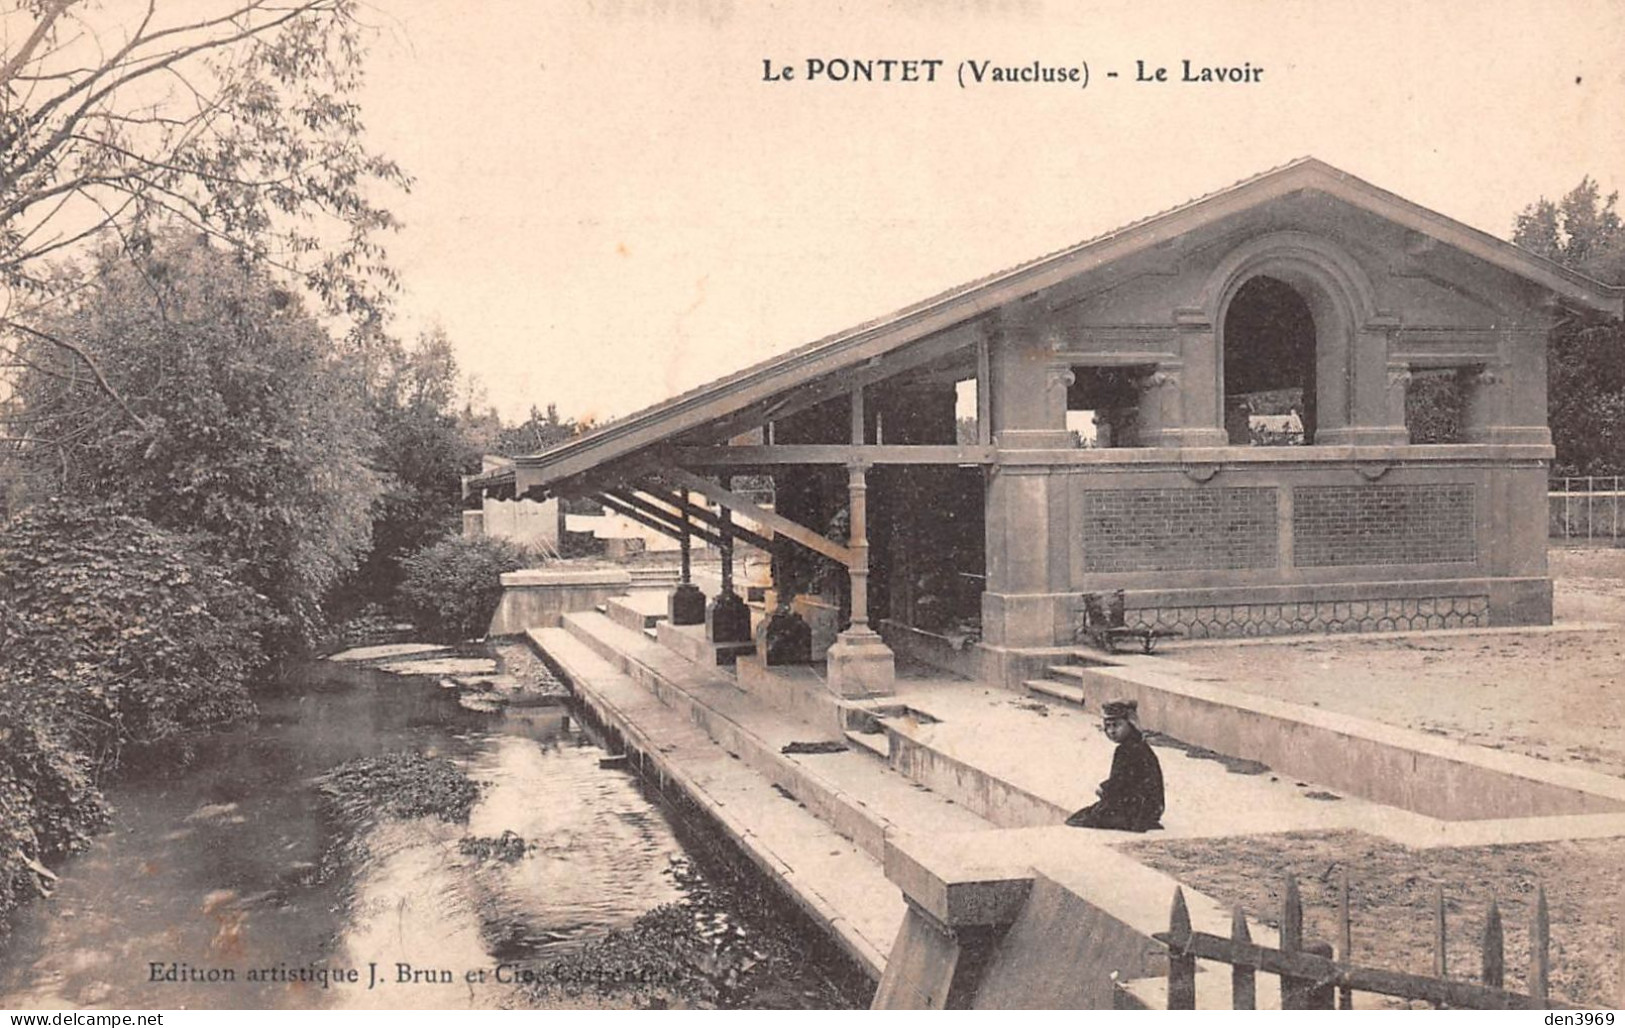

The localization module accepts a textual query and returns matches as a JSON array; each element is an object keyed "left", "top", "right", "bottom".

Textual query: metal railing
[{"left": 1549, "top": 475, "right": 1625, "bottom": 544}]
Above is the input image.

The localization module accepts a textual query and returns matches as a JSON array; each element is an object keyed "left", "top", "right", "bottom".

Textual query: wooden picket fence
[{"left": 1152, "top": 873, "right": 1584, "bottom": 1010}]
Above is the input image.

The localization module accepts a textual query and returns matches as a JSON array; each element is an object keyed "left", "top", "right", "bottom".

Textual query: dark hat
[{"left": 1101, "top": 700, "right": 1138, "bottom": 720}]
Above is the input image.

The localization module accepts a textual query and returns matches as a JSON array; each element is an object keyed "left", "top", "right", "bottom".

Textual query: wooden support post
[
  {"left": 976, "top": 332, "right": 992, "bottom": 446},
  {"left": 676, "top": 492, "right": 692, "bottom": 585},
  {"left": 1482, "top": 898, "right": 1504, "bottom": 990},
  {"left": 1231, "top": 908, "right": 1256, "bottom": 1010},
  {"left": 1280, "top": 874, "right": 1308, "bottom": 1010},
  {"left": 848, "top": 461, "right": 870, "bottom": 630},
  {"left": 719, "top": 474, "right": 734, "bottom": 596},
  {"left": 1338, "top": 871, "right": 1354, "bottom": 1010},
  {"left": 1168, "top": 888, "right": 1196, "bottom": 1009},
  {"left": 1529, "top": 885, "right": 1549, "bottom": 1004}
]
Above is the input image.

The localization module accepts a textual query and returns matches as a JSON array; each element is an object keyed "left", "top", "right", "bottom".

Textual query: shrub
[
  {"left": 0, "top": 692, "right": 109, "bottom": 926},
  {"left": 0, "top": 500, "right": 270, "bottom": 925},
  {"left": 396, "top": 535, "right": 533, "bottom": 641},
  {"left": 0, "top": 501, "right": 270, "bottom": 763}
]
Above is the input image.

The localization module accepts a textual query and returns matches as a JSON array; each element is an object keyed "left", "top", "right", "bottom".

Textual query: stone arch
[{"left": 1197, "top": 232, "right": 1383, "bottom": 444}]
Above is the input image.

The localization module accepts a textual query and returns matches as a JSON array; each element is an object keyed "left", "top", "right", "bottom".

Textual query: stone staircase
[
  {"left": 1020, "top": 657, "right": 1103, "bottom": 711},
  {"left": 542, "top": 611, "right": 993, "bottom": 861},
  {"left": 627, "top": 565, "right": 682, "bottom": 589}
]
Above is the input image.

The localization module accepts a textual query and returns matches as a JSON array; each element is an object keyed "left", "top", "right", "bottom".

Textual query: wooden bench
[{"left": 1080, "top": 590, "right": 1182, "bottom": 655}]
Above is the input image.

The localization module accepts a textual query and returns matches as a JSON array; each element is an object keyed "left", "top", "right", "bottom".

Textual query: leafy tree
[
  {"left": 9, "top": 232, "right": 381, "bottom": 651},
  {"left": 1513, "top": 178, "right": 1625, "bottom": 474},
  {"left": 334, "top": 327, "right": 482, "bottom": 611},
  {"left": 489, "top": 402, "right": 585, "bottom": 457},
  {"left": 0, "top": 501, "right": 268, "bottom": 760},
  {"left": 0, "top": 0, "right": 407, "bottom": 317}
]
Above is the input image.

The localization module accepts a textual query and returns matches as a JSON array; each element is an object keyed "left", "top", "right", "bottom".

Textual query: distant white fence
[{"left": 1550, "top": 476, "right": 1625, "bottom": 543}]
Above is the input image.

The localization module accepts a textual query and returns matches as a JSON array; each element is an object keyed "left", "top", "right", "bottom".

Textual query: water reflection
[{"left": 0, "top": 658, "right": 820, "bottom": 1010}]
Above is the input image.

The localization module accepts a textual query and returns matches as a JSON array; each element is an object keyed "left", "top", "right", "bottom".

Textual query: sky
[{"left": 353, "top": 0, "right": 1625, "bottom": 425}]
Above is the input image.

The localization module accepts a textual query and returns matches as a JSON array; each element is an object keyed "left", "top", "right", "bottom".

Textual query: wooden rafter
[
  {"left": 664, "top": 467, "right": 853, "bottom": 567},
  {"left": 617, "top": 486, "right": 776, "bottom": 553},
  {"left": 596, "top": 493, "right": 722, "bottom": 548}
]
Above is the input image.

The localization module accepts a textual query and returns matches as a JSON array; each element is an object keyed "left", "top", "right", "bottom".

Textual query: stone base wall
[{"left": 1107, "top": 593, "right": 1489, "bottom": 640}]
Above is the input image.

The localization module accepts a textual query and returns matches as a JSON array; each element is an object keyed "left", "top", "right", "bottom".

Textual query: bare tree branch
[{"left": 9, "top": 321, "right": 149, "bottom": 430}]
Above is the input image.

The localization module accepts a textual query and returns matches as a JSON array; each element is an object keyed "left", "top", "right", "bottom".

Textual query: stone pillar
[
  {"left": 1460, "top": 365, "right": 1505, "bottom": 443},
  {"left": 707, "top": 476, "right": 751, "bottom": 642},
  {"left": 1464, "top": 332, "right": 1550, "bottom": 445},
  {"left": 1385, "top": 364, "right": 1412, "bottom": 443},
  {"left": 980, "top": 467, "right": 1072, "bottom": 649},
  {"left": 988, "top": 314, "right": 1073, "bottom": 449},
  {"left": 1318, "top": 326, "right": 1407, "bottom": 445},
  {"left": 1134, "top": 365, "right": 1181, "bottom": 447},
  {"left": 669, "top": 491, "right": 705, "bottom": 625},
  {"left": 461, "top": 509, "right": 485, "bottom": 540},
  {"left": 826, "top": 462, "right": 895, "bottom": 697}
]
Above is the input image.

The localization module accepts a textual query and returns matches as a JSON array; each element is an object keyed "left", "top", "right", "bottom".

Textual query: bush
[
  {"left": 0, "top": 500, "right": 271, "bottom": 925},
  {"left": 396, "top": 535, "right": 533, "bottom": 641},
  {"left": 0, "top": 694, "right": 108, "bottom": 926},
  {"left": 0, "top": 502, "right": 270, "bottom": 759}
]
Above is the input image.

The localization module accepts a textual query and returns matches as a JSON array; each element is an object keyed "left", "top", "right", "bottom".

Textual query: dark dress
[{"left": 1065, "top": 727, "right": 1165, "bottom": 832}]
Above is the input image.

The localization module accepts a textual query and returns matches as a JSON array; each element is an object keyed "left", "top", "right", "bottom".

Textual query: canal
[{"left": 0, "top": 654, "right": 871, "bottom": 1010}]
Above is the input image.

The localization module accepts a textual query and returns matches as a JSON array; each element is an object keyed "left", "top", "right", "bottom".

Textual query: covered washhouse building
[{"left": 466, "top": 159, "right": 1625, "bottom": 696}]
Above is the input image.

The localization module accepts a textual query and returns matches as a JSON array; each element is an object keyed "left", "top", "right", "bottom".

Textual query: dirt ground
[
  {"left": 1164, "top": 546, "right": 1625, "bottom": 778},
  {"left": 1126, "top": 546, "right": 1625, "bottom": 1008}
]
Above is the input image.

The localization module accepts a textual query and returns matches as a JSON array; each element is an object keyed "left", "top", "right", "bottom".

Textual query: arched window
[{"left": 1221, "top": 275, "right": 1317, "bottom": 445}]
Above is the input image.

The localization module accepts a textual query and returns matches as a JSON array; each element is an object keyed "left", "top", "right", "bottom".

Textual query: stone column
[
  {"left": 706, "top": 476, "right": 751, "bottom": 642},
  {"left": 1464, "top": 328, "right": 1550, "bottom": 445},
  {"left": 1134, "top": 364, "right": 1181, "bottom": 448},
  {"left": 826, "top": 462, "right": 895, "bottom": 697},
  {"left": 1460, "top": 366, "right": 1505, "bottom": 443},
  {"left": 668, "top": 491, "right": 705, "bottom": 625},
  {"left": 1385, "top": 364, "right": 1412, "bottom": 443}
]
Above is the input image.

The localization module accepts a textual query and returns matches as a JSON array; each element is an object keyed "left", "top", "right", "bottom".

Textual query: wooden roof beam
[
  {"left": 665, "top": 467, "right": 853, "bottom": 567},
  {"left": 667, "top": 444, "right": 994, "bottom": 467}
]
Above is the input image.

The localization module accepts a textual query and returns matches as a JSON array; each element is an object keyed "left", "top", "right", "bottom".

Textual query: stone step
[
  {"left": 553, "top": 611, "right": 991, "bottom": 861},
  {"left": 843, "top": 728, "right": 891, "bottom": 761},
  {"left": 528, "top": 625, "right": 903, "bottom": 979},
  {"left": 604, "top": 592, "right": 670, "bottom": 633},
  {"left": 1025, "top": 676, "right": 1088, "bottom": 709}
]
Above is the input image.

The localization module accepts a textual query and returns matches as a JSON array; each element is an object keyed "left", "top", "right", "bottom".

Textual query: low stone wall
[
  {"left": 486, "top": 567, "right": 631, "bottom": 636},
  {"left": 1066, "top": 660, "right": 1625, "bottom": 822}
]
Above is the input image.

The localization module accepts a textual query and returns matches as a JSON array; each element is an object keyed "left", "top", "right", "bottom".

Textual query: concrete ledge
[
  {"left": 879, "top": 828, "right": 1284, "bottom": 1010},
  {"left": 487, "top": 566, "right": 631, "bottom": 635}
]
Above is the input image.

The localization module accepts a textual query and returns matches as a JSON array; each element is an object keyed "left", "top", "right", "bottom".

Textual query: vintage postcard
[{"left": 2, "top": 0, "right": 1623, "bottom": 1015}]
